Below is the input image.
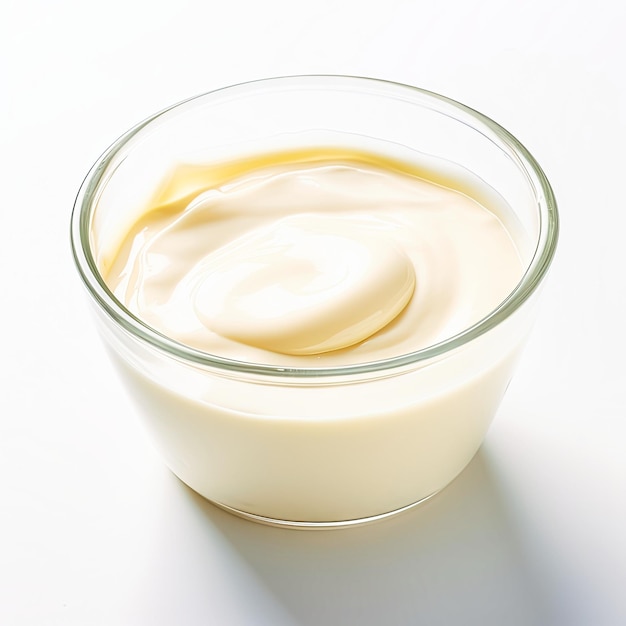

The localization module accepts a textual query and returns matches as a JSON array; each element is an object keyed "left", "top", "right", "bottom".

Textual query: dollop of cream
[{"left": 191, "top": 214, "right": 416, "bottom": 355}]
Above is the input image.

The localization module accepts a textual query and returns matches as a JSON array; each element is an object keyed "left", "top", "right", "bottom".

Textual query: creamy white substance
[
  {"left": 100, "top": 149, "right": 531, "bottom": 523},
  {"left": 106, "top": 155, "right": 523, "bottom": 365}
]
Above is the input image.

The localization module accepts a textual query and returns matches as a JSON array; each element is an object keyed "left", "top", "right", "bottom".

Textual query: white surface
[{"left": 1, "top": 1, "right": 625, "bottom": 624}]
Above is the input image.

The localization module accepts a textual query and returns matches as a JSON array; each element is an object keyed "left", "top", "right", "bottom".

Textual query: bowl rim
[{"left": 70, "top": 74, "right": 559, "bottom": 378}]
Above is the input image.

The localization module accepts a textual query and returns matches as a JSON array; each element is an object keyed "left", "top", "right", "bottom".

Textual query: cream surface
[{"left": 105, "top": 152, "right": 524, "bottom": 366}]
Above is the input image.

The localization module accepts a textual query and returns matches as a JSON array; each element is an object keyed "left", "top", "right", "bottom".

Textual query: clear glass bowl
[{"left": 71, "top": 76, "right": 558, "bottom": 528}]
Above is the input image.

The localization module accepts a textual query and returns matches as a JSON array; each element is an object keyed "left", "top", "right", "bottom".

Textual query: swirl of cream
[{"left": 106, "top": 156, "right": 524, "bottom": 366}]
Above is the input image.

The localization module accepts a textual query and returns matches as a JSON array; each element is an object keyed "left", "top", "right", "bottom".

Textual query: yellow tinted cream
[{"left": 98, "top": 148, "right": 530, "bottom": 523}]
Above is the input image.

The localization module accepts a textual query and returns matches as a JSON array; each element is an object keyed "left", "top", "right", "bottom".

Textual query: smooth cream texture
[
  {"left": 104, "top": 150, "right": 524, "bottom": 365},
  {"left": 97, "top": 148, "right": 533, "bottom": 523}
]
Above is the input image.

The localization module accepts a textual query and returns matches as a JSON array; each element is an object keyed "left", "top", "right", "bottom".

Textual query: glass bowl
[{"left": 71, "top": 76, "right": 558, "bottom": 528}]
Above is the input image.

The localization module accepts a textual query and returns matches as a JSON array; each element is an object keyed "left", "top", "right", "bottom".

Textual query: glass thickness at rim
[{"left": 70, "top": 75, "right": 559, "bottom": 378}]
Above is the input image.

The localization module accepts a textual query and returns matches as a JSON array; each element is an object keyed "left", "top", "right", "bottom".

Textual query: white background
[{"left": 1, "top": 1, "right": 625, "bottom": 624}]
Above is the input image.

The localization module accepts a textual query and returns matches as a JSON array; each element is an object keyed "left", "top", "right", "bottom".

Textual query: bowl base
[{"left": 205, "top": 491, "right": 441, "bottom": 530}]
